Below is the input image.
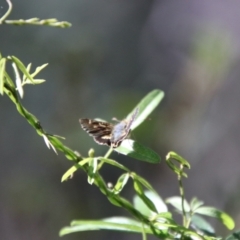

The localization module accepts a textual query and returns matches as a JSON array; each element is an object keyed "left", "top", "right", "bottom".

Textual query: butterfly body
[
  {"left": 80, "top": 108, "right": 138, "bottom": 148},
  {"left": 110, "top": 120, "right": 132, "bottom": 147}
]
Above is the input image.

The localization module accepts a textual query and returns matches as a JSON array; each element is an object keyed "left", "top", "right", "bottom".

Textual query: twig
[{"left": 0, "top": 0, "right": 13, "bottom": 24}]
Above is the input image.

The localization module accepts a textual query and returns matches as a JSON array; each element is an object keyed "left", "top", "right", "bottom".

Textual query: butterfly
[{"left": 79, "top": 108, "right": 138, "bottom": 148}]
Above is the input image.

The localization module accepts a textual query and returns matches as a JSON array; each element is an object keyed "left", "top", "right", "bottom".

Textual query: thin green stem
[
  {"left": 0, "top": 0, "right": 13, "bottom": 24},
  {"left": 97, "top": 147, "right": 114, "bottom": 170},
  {"left": 141, "top": 222, "right": 147, "bottom": 240},
  {"left": 104, "top": 146, "right": 113, "bottom": 159},
  {"left": 185, "top": 213, "right": 192, "bottom": 229},
  {"left": 4, "top": 19, "right": 71, "bottom": 28},
  {"left": 178, "top": 164, "right": 187, "bottom": 227}
]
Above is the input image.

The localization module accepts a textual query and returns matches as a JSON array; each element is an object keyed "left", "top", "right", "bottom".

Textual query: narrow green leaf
[
  {"left": 133, "top": 181, "right": 158, "bottom": 213},
  {"left": 44, "top": 18, "right": 58, "bottom": 23},
  {"left": 166, "top": 196, "right": 190, "bottom": 212},
  {"left": 24, "top": 79, "right": 46, "bottom": 84},
  {"left": 143, "top": 191, "right": 168, "bottom": 214},
  {"left": 107, "top": 197, "right": 122, "bottom": 207},
  {"left": 133, "top": 190, "right": 168, "bottom": 217},
  {"left": 153, "top": 212, "right": 173, "bottom": 222},
  {"left": 131, "top": 173, "right": 155, "bottom": 192},
  {"left": 133, "top": 192, "right": 152, "bottom": 217},
  {"left": 60, "top": 217, "right": 154, "bottom": 236},
  {"left": 26, "top": 18, "right": 39, "bottom": 22},
  {"left": 4, "top": 71, "right": 15, "bottom": 88},
  {"left": 99, "top": 158, "right": 130, "bottom": 172},
  {"left": 61, "top": 158, "right": 91, "bottom": 182},
  {"left": 12, "top": 62, "right": 24, "bottom": 98},
  {"left": 88, "top": 158, "right": 98, "bottom": 185},
  {"left": 31, "top": 63, "right": 48, "bottom": 78},
  {"left": 113, "top": 173, "right": 130, "bottom": 194},
  {"left": 102, "top": 216, "right": 143, "bottom": 225},
  {"left": 0, "top": 58, "right": 6, "bottom": 95},
  {"left": 61, "top": 165, "right": 78, "bottom": 182},
  {"left": 23, "top": 63, "right": 32, "bottom": 81},
  {"left": 11, "top": 56, "right": 34, "bottom": 83},
  {"left": 47, "top": 135, "right": 79, "bottom": 161},
  {"left": 42, "top": 134, "right": 57, "bottom": 154},
  {"left": 115, "top": 139, "right": 160, "bottom": 163},
  {"left": 195, "top": 206, "right": 235, "bottom": 230},
  {"left": 128, "top": 89, "right": 164, "bottom": 130},
  {"left": 26, "top": 63, "right": 32, "bottom": 71}
]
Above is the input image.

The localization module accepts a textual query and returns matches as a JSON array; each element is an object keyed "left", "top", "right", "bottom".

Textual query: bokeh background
[{"left": 1, "top": 0, "right": 240, "bottom": 239}]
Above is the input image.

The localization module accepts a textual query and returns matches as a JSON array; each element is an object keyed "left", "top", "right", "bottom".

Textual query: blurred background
[{"left": 1, "top": 0, "right": 240, "bottom": 239}]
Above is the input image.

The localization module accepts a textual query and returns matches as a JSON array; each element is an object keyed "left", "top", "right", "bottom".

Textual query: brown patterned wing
[{"left": 79, "top": 119, "right": 113, "bottom": 146}]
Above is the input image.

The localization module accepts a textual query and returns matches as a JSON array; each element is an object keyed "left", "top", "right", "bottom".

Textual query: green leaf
[
  {"left": 60, "top": 217, "right": 154, "bottom": 236},
  {"left": 99, "top": 158, "right": 130, "bottom": 172},
  {"left": 144, "top": 191, "right": 168, "bottom": 214},
  {"left": 107, "top": 197, "right": 122, "bottom": 207},
  {"left": 133, "top": 181, "right": 158, "bottom": 213},
  {"left": 226, "top": 231, "right": 240, "bottom": 240},
  {"left": 61, "top": 158, "right": 91, "bottom": 182},
  {"left": 23, "top": 63, "right": 32, "bottom": 81},
  {"left": 88, "top": 158, "right": 98, "bottom": 185},
  {"left": 190, "top": 197, "right": 204, "bottom": 212},
  {"left": 12, "top": 62, "right": 24, "bottom": 98},
  {"left": 115, "top": 139, "right": 160, "bottom": 163},
  {"left": 31, "top": 63, "right": 48, "bottom": 78},
  {"left": 191, "top": 215, "right": 215, "bottom": 236},
  {"left": 133, "top": 190, "right": 167, "bottom": 218},
  {"left": 153, "top": 212, "right": 173, "bottom": 223},
  {"left": 128, "top": 89, "right": 164, "bottom": 130},
  {"left": 165, "top": 151, "right": 190, "bottom": 178},
  {"left": 61, "top": 165, "right": 79, "bottom": 182},
  {"left": 166, "top": 196, "right": 190, "bottom": 213},
  {"left": 166, "top": 151, "right": 190, "bottom": 168},
  {"left": 42, "top": 134, "right": 57, "bottom": 154},
  {"left": 46, "top": 135, "right": 80, "bottom": 161},
  {"left": 0, "top": 58, "right": 6, "bottom": 95},
  {"left": 21, "top": 63, "right": 47, "bottom": 85},
  {"left": 175, "top": 227, "right": 214, "bottom": 240},
  {"left": 24, "top": 79, "right": 46, "bottom": 84},
  {"left": 112, "top": 173, "right": 130, "bottom": 194},
  {"left": 10, "top": 56, "right": 34, "bottom": 83},
  {"left": 133, "top": 193, "right": 152, "bottom": 218},
  {"left": 4, "top": 71, "right": 15, "bottom": 88},
  {"left": 131, "top": 173, "right": 155, "bottom": 192},
  {"left": 195, "top": 206, "right": 235, "bottom": 230}
]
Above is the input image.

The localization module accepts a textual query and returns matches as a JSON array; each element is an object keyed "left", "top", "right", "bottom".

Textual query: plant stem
[
  {"left": 104, "top": 146, "right": 113, "bottom": 159},
  {"left": 0, "top": 0, "right": 13, "bottom": 24},
  {"left": 178, "top": 164, "right": 187, "bottom": 227},
  {"left": 97, "top": 147, "right": 114, "bottom": 170}
]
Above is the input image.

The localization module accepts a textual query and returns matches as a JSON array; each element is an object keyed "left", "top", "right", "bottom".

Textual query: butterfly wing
[
  {"left": 125, "top": 107, "right": 139, "bottom": 132},
  {"left": 111, "top": 108, "right": 139, "bottom": 147},
  {"left": 80, "top": 119, "right": 113, "bottom": 146}
]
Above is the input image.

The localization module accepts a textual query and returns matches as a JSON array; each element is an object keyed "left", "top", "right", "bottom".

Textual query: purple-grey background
[{"left": 1, "top": 0, "right": 240, "bottom": 239}]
